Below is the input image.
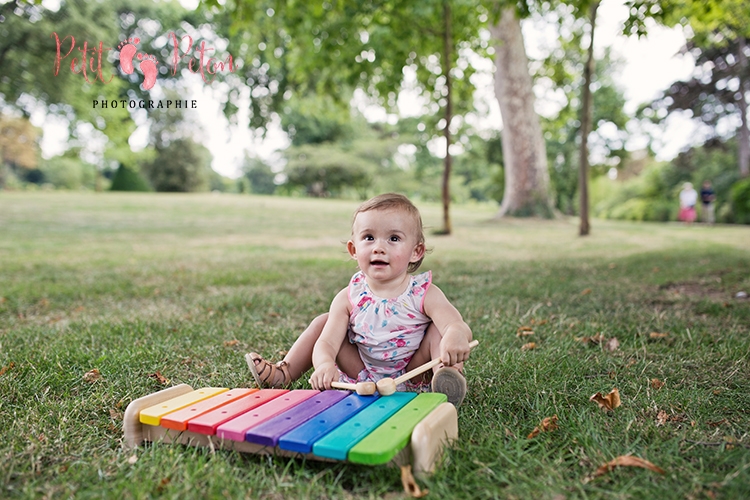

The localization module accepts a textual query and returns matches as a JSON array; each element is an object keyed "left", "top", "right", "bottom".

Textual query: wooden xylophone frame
[{"left": 123, "top": 384, "right": 459, "bottom": 477}]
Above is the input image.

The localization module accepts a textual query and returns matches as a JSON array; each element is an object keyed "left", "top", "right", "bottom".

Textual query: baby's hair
[{"left": 352, "top": 193, "right": 426, "bottom": 273}]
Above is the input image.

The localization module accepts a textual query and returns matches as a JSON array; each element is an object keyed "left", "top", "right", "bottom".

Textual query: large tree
[
  {"left": 489, "top": 5, "right": 553, "bottom": 217},
  {"left": 204, "top": 0, "right": 483, "bottom": 233},
  {"left": 577, "top": 0, "right": 599, "bottom": 235},
  {"left": 0, "top": 114, "right": 40, "bottom": 188},
  {"left": 627, "top": 0, "right": 750, "bottom": 177}
]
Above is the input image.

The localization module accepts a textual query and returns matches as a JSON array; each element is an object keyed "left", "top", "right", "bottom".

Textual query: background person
[
  {"left": 700, "top": 180, "right": 716, "bottom": 224},
  {"left": 679, "top": 182, "right": 698, "bottom": 224}
]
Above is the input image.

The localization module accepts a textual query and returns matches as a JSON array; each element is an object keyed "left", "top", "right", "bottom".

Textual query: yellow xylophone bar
[{"left": 123, "top": 384, "right": 458, "bottom": 476}]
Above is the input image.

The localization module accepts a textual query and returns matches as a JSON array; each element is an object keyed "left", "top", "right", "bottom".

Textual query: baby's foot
[
  {"left": 137, "top": 53, "right": 158, "bottom": 90},
  {"left": 431, "top": 367, "right": 467, "bottom": 407},
  {"left": 245, "top": 352, "right": 291, "bottom": 388},
  {"left": 117, "top": 37, "right": 140, "bottom": 75}
]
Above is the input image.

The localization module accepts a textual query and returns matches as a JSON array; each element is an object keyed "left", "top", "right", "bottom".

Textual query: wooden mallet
[
  {"left": 376, "top": 339, "right": 479, "bottom": 396},
  {"left": 331, "top": 380, "right": 377, "bottom": 396}
]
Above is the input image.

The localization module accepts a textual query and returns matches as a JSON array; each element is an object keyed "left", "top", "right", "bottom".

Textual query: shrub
[
  {"left": 39, "top": 157, "right": 97, "bottom": 190},
  {"left": 730, "top": 177, "right": 750, "bottom": 224},
  {"left": 141, "top": 139, "right": 212, "bottom": 193},
  {"left": 110, "top": 164, "right": 151, "bottom": 192}
]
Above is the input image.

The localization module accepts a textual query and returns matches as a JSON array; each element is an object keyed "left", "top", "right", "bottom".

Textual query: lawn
[{"left": 1, "top": 192, "right": 749, "bottom": 499}]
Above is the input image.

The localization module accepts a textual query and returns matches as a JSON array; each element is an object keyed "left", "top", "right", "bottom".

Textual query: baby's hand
[
  {"left": 440, "top": 333, "right": 472, "bottom": 366},
  {"left": 309, "top": 363, "right": 339, "bottom": 390}
]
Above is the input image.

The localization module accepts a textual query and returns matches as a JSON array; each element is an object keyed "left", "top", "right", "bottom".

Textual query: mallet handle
[
  {"left": 331, "top": 381, "right": 357, "bottom": 391},
  {"left": 393, "top": 339, "right": 479, "bottom": 386}
]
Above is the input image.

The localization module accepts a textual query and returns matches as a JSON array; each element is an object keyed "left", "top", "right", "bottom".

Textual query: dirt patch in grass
[{"left": 659, "top": 281, "right": 728, "bottom": 302}]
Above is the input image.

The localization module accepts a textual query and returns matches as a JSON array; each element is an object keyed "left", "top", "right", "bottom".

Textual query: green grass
[{"left": 1, "top": 192, "right": 749, "bottom": 499}]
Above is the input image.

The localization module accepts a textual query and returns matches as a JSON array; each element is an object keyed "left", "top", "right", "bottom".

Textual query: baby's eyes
[{"left": 361, "top": 234, "right": 401, "bottom": 242}]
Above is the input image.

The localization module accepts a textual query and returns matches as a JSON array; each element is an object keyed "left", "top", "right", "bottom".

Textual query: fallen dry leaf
[
  {"left": 656, "top": 410, "right": 669, "bottom": 426},
  {"left": 590, "top": 388, "right": 621, "bottom": 411},
  {"left": 128, "top": 454, "right": 138, "bottom": 465},
  {"left": 649, "top": 332, "right": 669, "bottom": 339},
  {"left": 223, "top": 340, "right": 239, "bottom": 347},
  {"left": 0, "top": 296, "right": 6, "bottom": 303},
  {"left": 83, "top": 368, "right": 101, "bottom": 383},
  {"left": 148, "top": 371, "right": 170, "bottom": 385},
  {"left": 581, "top": 288, "right": 592, "bottom": 295},
  {"left": 521, "top": 342, "right": 537, "bottom": 351},
  {"left": 517, "top": 326, "right": 534, "bottom": 337},
  {"left": 603, "top": 337, "right": 620, "bottom": 352},
  {"left": 724, "top": 436, "right": 737, "bottom": 449},
  {"left": 156, "top": 477, "right": 171, "bottom": 494},
  {"left": 651, "top": 378, "right": 665, "bottom": 390},
  {"left": 0, "top": 362, "right": 15, "bottom": 376},
  {"left": 584, "top": 455, "right": 665, "bottom": 483},
  {"left": 707, "top": 419, "right": 727, "bottom": 427},
  {"left": 400, "top": 465, "right": 429, "bottom": 498},
  {"left": 530, "top": 318, "right": 548, "bottom": 326},
  {"left": 528, "top": 415, "right": 559, "bottom": 439},
  {"left": 576, "top": 334, "right": 606, "bottom": 345}
]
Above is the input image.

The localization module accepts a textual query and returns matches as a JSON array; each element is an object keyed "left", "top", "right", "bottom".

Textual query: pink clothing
[{"left": 340, "top": 270, "right": 432, "bottom": 385}]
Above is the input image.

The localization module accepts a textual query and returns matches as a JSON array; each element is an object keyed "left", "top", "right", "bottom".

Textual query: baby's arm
[
  {"left": 309, "top": 288, "right": 350, "bottom": 390},
  {"left": 423, "top": 285, "right": 473, "bottom": 365}
]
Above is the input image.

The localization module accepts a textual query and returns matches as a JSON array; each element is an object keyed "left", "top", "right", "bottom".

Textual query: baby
[{"left": 247, "top": 193, "right": 474, "bottom": 406}]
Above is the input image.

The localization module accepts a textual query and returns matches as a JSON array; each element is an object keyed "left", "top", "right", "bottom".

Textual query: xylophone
[{"left": 123, "top": 385, "right": 458, "bottom": 476}]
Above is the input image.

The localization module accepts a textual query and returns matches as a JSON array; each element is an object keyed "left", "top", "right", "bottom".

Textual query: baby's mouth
[{"left": 370, "top": 260, "right": 389, "bottom": 266}]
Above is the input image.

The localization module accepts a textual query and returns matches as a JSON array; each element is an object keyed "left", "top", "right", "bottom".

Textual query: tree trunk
[
  {"left": 490, "top": 7, "right": 553, "bottom": 218},
  {"left": 738, "top": 36, "right": 749, "bottom": 178},
  {"left": 440, "top": 0, "right": 453, "bottom": 234},
  {"left": 578, "top": 1, "right": 599, "bottom": 236}
]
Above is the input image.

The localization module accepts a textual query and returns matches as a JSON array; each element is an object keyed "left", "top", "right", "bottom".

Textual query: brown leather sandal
[{"left": 245, "top": 352, "right": 291, "bottom": 388}]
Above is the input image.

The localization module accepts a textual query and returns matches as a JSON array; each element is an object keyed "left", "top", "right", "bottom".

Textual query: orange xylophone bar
[{"left": 123, "top": 384, "right": 459, "bottom": 476}]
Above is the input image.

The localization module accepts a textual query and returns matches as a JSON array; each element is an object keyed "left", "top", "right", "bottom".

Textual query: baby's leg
[
  {"left": 281, "top": 313, "right": 329, "bottom": 379},
  {"left": 405, "top": 323, "right": 465, "bottom": 376},
  {"left": 335, "top": 337, "right": 365, "bottom": 380},
  {"left": 249, "top": 313, "right": 364, "bottom": 386},
  {"left": 248, "top": 313, "right": 328, "bottom": 387},
  {"left": 284, "top": 313, "right": 364, "bottom": 379},
  {"left": 407, "top": 323, "right": 468, "bottom": 407}
]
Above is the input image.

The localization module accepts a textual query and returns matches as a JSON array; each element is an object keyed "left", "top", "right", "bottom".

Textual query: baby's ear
[
  {"left": 346, "top": 240, "right": 357, "bottom": 259},
  {"left": 410, "top": 242, "right": 426, "bottom": 262}
]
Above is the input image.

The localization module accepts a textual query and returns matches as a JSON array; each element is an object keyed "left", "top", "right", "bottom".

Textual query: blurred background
[{"left": 1, "top": 0, "right": 749, "bottom": 227}]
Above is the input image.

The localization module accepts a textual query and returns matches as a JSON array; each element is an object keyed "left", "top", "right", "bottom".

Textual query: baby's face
[{"left": 347, "top": 208, "right": 423, "bottom": 283}]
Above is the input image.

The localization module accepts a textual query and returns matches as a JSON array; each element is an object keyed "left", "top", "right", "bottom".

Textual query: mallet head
[
  {"left": 376, "top": 377, "right": 397, "bottom": 396},
  {"left": 356, "top": 381, "right": 377, "bottom": 396}
]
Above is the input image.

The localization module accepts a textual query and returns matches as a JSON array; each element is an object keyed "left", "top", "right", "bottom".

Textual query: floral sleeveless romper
[{"left": 338, "top": 270, "right": 432, "bottom": 389}]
